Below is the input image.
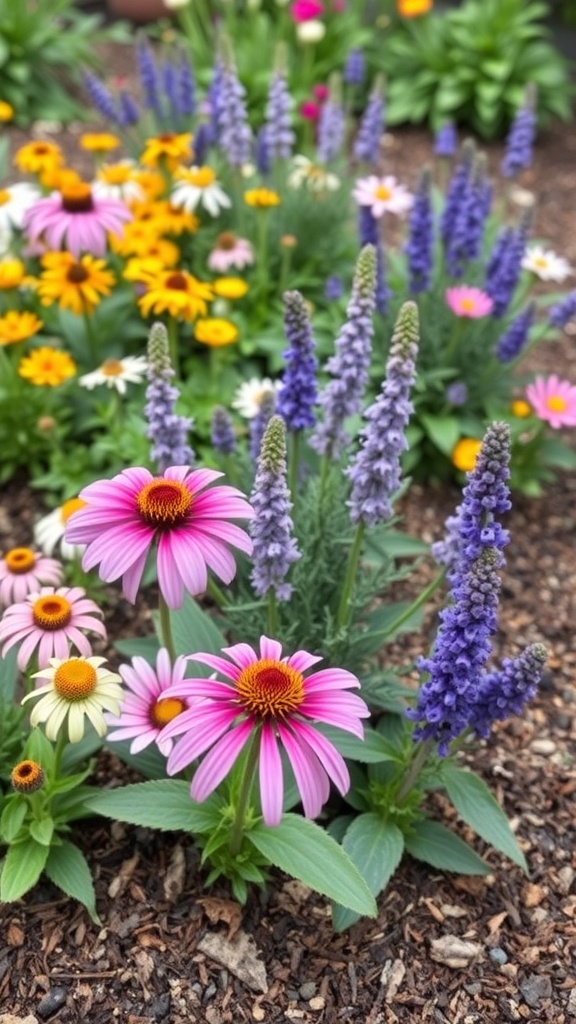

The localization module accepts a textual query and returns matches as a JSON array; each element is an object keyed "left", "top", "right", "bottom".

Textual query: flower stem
[
  {"left": 288, "top": 430, "right": 300, "bottom": 507},
  {"left": 82, "top": 310, "right": 98, "bottom": 365},
  {"left": 382, "top": 570, "right": 446, "bottom": 640},
  {"left": 229, "top": 731, "right": 261, "bottom": 857},
  {"left": 336, "top": 520, "right": 365, "bottom": 630},
  {"left": 159, "top": 593, "right": 176, "bottom": 661},
  {"left": 267, "top": 589, "right": 279, "bottom": 637},
  {"left": 444, "top": 316, "right": 466, "bottom": 367},
  {"left": 52, "top": 728, "right": 69, "bottom": 780},
  {"left": 256, "top": 210, "right": 270, "bottom": 303},
  {"left": 167, "top": 316, "right": 180, "bottom": 379},
  {"left": 207, "top": 576, "right": 228, "bottom": 609},
  {"left": 396, "top": 738, "right": 434, "bottom": 804}
]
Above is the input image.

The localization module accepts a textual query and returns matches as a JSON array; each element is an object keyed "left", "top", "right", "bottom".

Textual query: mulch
[{"left": 1, "top": 42, "right": 576, "bottom": 1024}]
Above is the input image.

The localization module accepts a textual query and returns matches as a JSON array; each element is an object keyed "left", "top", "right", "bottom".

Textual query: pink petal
[
  {"left": 303, "top": 667, "right": 361, "bottom": 692},
  {"left": 221, "top": 642, "right": 258, "bottom": 669},
  {"left": 289, "top": 720, "right": 350, "bottom": 795},
  {"left": 277, "top": 722, "right": 328, "bottom": 819},
  {"left": 183, "top": 653, "right": 241, "bottom": 682},
  {"left": 165, "top": 704, "right": 238, "bottom": 769},
  {"left": 259, "top": 636, "right": 283, "bottom": 661},
  {"left": 121, "top": 547, "right": 150, "bottom": 603},
  {"left": 190, "top": 719, "right": 253, "bottom": 802},
  {"left": 167, "top": 532, "right": 208, "bottom": 595},
  {"left": 156, "top": 536, "right": 185, "bottom": 608},
  {"left": 287, "top": 650, "right": 324, "bottom": 673},
  {"left": 258, "top": 722, "right": 283, "bottom": 826}
]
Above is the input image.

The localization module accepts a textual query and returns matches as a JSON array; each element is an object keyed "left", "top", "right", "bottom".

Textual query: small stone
[
  {"left": 567, "top": 987, "right": 576, "bottom": 1016},
  {"left": 309, "top": 997, "right": 325, "bottom": 1011},
  {"left": 299, "top": 983, "right": 316, "bottom": 1000},
  {"left": 430, "top": 936, "right": 483, "bottom": 969},
  {"left": 147, "top": 994, "right": 171, "bottom": 1019},
  {"left": 529, "top": 738, "right": 556, "bottom": 756},
  {"left": 37, "top": 988, "right": 67, "bottom": 1019},
  {"left": 0, "top": 1016, "right": 39, "bottom": 1024},
  {"left": 464, "top": 983, "right": 482, "bottom": 996},
  {"left": 557, "top": 866, "right": 575, "bottom": 895},
  {"left": 519, "top": 973, "right": 552, "bottom": 1008},
  {"left": 489, "top": 947, "right": 508, "bottom": 965}
]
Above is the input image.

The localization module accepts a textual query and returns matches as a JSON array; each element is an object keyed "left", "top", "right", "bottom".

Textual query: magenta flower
[
  {"left": 207, "top": 234, "right": 254, "bottom": 273},
  {"left": 64, "top": 466, "right": 254, "bottom": 609},
  {"left": 526, "top": 375, "right": 576, "bottom": 428},
  {"left": 291, "top": 0, "right": 324, "bottom": 22},
  {"left": 0, "top": 547, "right": 63, "bottom": 608},
  {"left": 24, "top": 181, "right": 131, "bottom": 257},
  {"left": 105, "top": 647, "right": 192, "bottom": 756},
  {"left": 0, "top": 586, "right": 106, "bottom": 670},
  {"left": 161, "top": 636, "right": 370, "bottom": 827},
  {"left": 445, "top": 285, "right": 494, "bottom": 318}
]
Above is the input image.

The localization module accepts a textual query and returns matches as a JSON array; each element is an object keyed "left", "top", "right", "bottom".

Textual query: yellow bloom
[
  {"left": 195, "top": 318, "right": 239, "bottom": 348},
  {"left": 109, "top": 220, "right": 163, "bottom": 257},
  {"left": 19, "top": 347, "right": 76, "bottom": 386},
  {"left": 131, "top": 168, "right": 167, "bottom": 201},
  {"left": 141, "top": 133, "right": 193, "bottom": 171},
  {"left": 244, "top": 187, "right": 281, "bottom": 209},
  {"left": 397, "top": 0, "right": 432, "bottom": 14},
  {"left": 14, "top": 140, "right": 64, "bottom": 176},
  {"left": 451, "top": 438, "right": 482, "bottom": 473},
  {"left": 0, "top": 101, "right": 13, "bottom": 122},
  {"left": 511, "top": 399, "right": 532, "bottom": 419},
  {"left": 39, "top": 166, "right": 82, "bottom": 192},
  {"left": 0, "top": 311, "right": 44, "bottom": 346},
  {"left": 37, "top": 252, "right": 115, "bottom": 316},
  {"left": 80, "top": 132, "right": 121, "bottom": 152},
  {"left": 138, "top": 269, "right": 214, "bottom": 322},
  {"left": 123, "top": 251, "right": 178, "bottom": 284},
  {"left": 0, "top": 259, "right": 26, "bottom": 290},
  {"left": 213, "top": 277, "right": 249, "bottom": 300}
]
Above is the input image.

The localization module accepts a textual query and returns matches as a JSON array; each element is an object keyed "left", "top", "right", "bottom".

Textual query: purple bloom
[
  {"left": 440, "top": 140, "right": 475, "bottom": 253},
  {"left": 145, "top": 322, "right": 195, "bottom": 472},
  {"left": 256, "top": 127, "right": 271, "bottom": 177},
  {"left": 84, "top": 73, "right": 121, "bottom": 126},
  {"left": 485, "top": 212, "right": 531, "bottom": 316},
  {"left": 178, "top": 53, "right": 196, "bottom": 117},
  {"left": 217, "top": 60, "right": 253, "bottom": 169},
  {"left": 211, "top": 406, "right": 236, "bottom": 456},
  {"left": 445, "top": 155, "right": 492, "bottom": 277},
  {"left": 344, "top": 48, "right": 365, "bottom": 87},
  {"left": 162, "top": 60, "right": 180, "bottom": 122},
  {"left": 264, "top": 69, "right": 295, "bottom": 162},
  {"left": 249, "top": 415, "right": 300, "bottom": 600},
  {"left": 207, "top": 58, "right": 224, "bottom": 145},
  {"left": 353, "top": 77, "right": 385, "bottom": 165},
  {"left": 445, "top": 381, "right": 468, "bottom": 406},
  {"left": 358, "top": 206, "right": 390, "bottom": 314},
  {"left": 467, "top": 643, "right": 547, "bottom": 739},
  {"left": 310, "top": 245, "right": 377, "bottom": 459},
  {"left": 405, "top": 168, "right": 434, "bottom": 294},
  {"left": 347, "top": 302, "right": 418, "bottom": 526},
  {"left": 118, "top": 91, "right": 140, "bottom": 128},
  {"left": 549, "top": 289, "right": 576, "bottom": 329},
  {"left": 250, "top": 390, "right": 276, "bottom": 465},
  {"left": 317, "top": 91, "right": 346, "bottom": 164},
  {"left": 136, "top": 36, "right": 163, "bottom": 117},
  {"left": 325, "top": 275, "right": 344, "bottom": 301},
  {"left": 496, "top": 302, "right": 536, "bottom": 363},
  {"left": 434, "top": 121, "right": 457, "bottom": 158},
  {"left": 192, "top": 123, "right": 211, "bottom": 166},
  {"left": 277, "top": 291, "right": 318, "bottom": 431},
  {"left": 501, "top": 87, "right": 537, "bottom": 179}
]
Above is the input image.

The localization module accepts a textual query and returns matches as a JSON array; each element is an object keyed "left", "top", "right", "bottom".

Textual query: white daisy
[
  {"left": 296, "top": 20, "right": 326, "bottom": 43},
  {"left": 232, "top": 377, "right": 281, "bottom": 419},
  {"left": 288, "top": 155, "right": 340, "bottom": 193},
  {"left": 23, "top": 656, "right": 123, "bottom": 743},
  {"left": 0, "top": 181, "right": 41, "bottom": 233},
  {"left": 352, "top": 174, "right": 414, "bottom": 218},
  {"left": 171, "top": 166, "right": 232, "bottom": 217},
  {"left": 93, "top": 160, "right": 145, "bottom": 204},
  {"left": 521, "top": 246, "right": 572, "bottom": 283},
  {"left": 34, "top": 498, "right": 87, "bottom": 560},
  {"left": 79, "top": 355, "right": 148, "bottom": 395}
]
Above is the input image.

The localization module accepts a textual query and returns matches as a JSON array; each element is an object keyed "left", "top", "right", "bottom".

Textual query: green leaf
[
  {"left": 405, "top": 819, "right": 491, "bottom": 875},
  {"left": 0, "top": 647, "right": 18, "bottom": 701},
  {"left": 249, "top": 814, "right": 377, "bottom": 917},
  {"left": 105, "top": 737, "right": 168, "bottom": 780},
  {"left": 365, "top": 529, "right": 429, "bottom": 559},
  {"left": 0, "top": 837, "right": 50, "bottom": 901},
  {"left": 113, "top": 636, "right": 160, "bottom": 660},
  {"left": 332, "top": 815, "right": 404, "bottom": 931},
  {"left": 0, "top": 798, "right": 27, "bottom": 843},
  {"left": 24, "top": 728, "right": 55, "bottom": 775},
  {"left": 85, "top": 779, "right": 222, "bottom": 833},
  {"left": 442, "top": 767, "right": 527, "bottom": 871},
  {"left": 539, "top": 437, "right": 576, "bottom": 469},
  {"left": 45, "top": 840, "right": 99, "bottom": 922},
  {"left": 170, "top": 594, "right": 228, "bottom": 665},
  {"left": 315, "top": 723, "right": 400, "bottom": 764},
  {"left": 419, "top": 413, "right": 460, "bottom": 456},
  {"left": 29, "top": 817, "right": 55, "bottom": 847}
]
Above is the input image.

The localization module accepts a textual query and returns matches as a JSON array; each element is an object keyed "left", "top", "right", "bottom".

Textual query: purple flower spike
[
  {"left": 211, "top": 406, "right": 236, "bottom": 456},
  {"left": 347, "top": 302, "right": 419, "bottom": 526},
  {"left": 434, "top": 121, "right": 457, "bottom": 158},
  {"left": 145, "top": 322, "right": 195, "bottom": 472},
  {"left": 496, "top": 302, "right": 536, "bottom": 363},
  {"left": 358, "top": 207, "right": 390, "bottom": 314},
  {"left": 344, "top": 48, "right": 365, "bottom": 87},
  {"left": 440, "top": 139, "right": 475, "bottom": 253},
  {"left": 249, "top": 415, "right": 300, "bottom": 601},
  {"left": 549, "top": 289, "right": 576, "bottom": 329},
  {"left": 136, "top": 35, "right": 163, "bottom": 117},
  {"left": 310, "top": 245, "right": 377, "bottom": 459},
  {"left": 84, "top": 73, "right": 121, "bottom": 126},
  {"left": 317, "top": 78, "right": 346, "bottom": 164},
  {"left": 353, "top": 77, "right": 385, "bottom": 166},
  {"left": 501, "top": 85, "right": 537, "bottom": 179},
  {"left": 468, "top": 643, "right": 547, "bottom": 739},
  {"left": 405, "top": 168, "right": 434, "bottom": 294},
  {"left": 485, "top": 211, "right": 532, "bottom": 316},
  {"left": 250, "top": 390, "right": 276, "bottom": 465},
  {"left": 264, "top": 67, "right": 295, "bottom": 162},
  {"left": 278, "top": 291, "right": 318, "bottom": 432},
  {"left": 217, "top": 55, "right": 253, "bottom": 169}
]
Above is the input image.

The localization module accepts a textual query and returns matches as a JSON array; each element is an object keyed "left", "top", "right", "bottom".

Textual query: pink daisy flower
[
  {"left": 445, "top": 285, "right": 494, "bottom": 318},
  {"left": 526, "top": 375, "right": 576, "bottom": 429},
  {"left": 105, "top": 647, "right": 192, "bottom": 756},
  {"left": 299, "top": 100, "right": 321, "bottom": 122},
  {"left": 0, "top": 547, "right": 63, "bottom": 608},
  {"left": 161, "top": 635, "right": 370, "bottom": 827},
  {"left": 207, "top": 233, "right": 255, "bottom": 273},
  {"left": 352, "top": 175, "right": 414, "bottom": 218},
  {"left": 0, "top": 586, "right": 106, "bottom": 670},
  {"left": 64, "top": 466, "right": 254, "bottom": 609},
  {"left": 23, "top": 181, "right": 131, "bottom": 257}
]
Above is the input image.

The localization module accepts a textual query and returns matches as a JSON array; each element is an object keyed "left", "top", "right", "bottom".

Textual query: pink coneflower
[
  {"left": 526, "top": 375, "right": 576, "bottom": 428},
  {"left": 0, "top": 586, "right": 106, "bottom": 670},
  {"left": 0, "top": 547, "right": 63, "bottom": 608},
  {"left": 105, "top": 647, "right": 192, "bottom": 756},
  {"left": 352, "top": 175, "right": 414, "bottom": 218},
  {"left": 23, "top": 181, "right": 131, "bottom": 257},
  {"left": 299, "top": 100, "right": 321, "bottom": 122},
  {"left": 207, "top": 232, "right": 254, "bottom": 273},
  {"left": 313, "top": 83, "right": 329, "bottom": 102},
  {"left": 161, "top": 635, "right": 370, "bottom": 827},
  {"left": 291, "top": 0, "right": 324, "bottom": 21},
  {"left": 64, "top": 466, "right": 254, "bottom": 609},
  {"left": 445, "top": 285, "right": 494, "bottom": 318}
]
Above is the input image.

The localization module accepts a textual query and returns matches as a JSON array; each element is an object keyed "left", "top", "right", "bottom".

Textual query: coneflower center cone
[
  {"left": 54, "top": 659, "right": 97, "bottom": 700},
  {"left": 236, "top": 659, "right": 305, "bottom": 718},
  {"left": 5, "top": 547, "right": 36, "bottom": 573},
  {"left": 136, "top": 479, "right": 192, "bottom": 528},
  {"left": 32, "top": 595, "right": 72, "bottom": 630},
  {"left": 61, "top": 183, "right": 94, "bottom": 213},
  {"left": 151, "top": 697, "right": 186, "bottom": 727}
]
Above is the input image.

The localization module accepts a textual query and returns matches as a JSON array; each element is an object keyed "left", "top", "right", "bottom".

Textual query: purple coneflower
[
  {"left": 0, "top": 586, "right": 106, "bottom": 670},
  {"left": 24, "top": 183, "right": 131, "bottom": 258},
  {"left": 106, "top": 648, "right": 192, "bottom": 756},
  {"left": 0, "top": 547, "right": 62, "bottom": 608}
]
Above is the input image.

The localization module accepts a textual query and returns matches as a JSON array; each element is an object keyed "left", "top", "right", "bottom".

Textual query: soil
[{"left": 1, "top": 41, "right": 576, "bottom": 1024}]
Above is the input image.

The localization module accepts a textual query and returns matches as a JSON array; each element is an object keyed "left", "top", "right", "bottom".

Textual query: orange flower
[
  {"left": 397, "top": 0, "right": 432, "bottom": 15},
  {"left": 451, "top": 438, "right": 482, "bottom": 473}
]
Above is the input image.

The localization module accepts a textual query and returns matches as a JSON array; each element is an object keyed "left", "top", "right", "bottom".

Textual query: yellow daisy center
[
  {"left": 100, "top": 165, "right": 132, "bottom": 185},
  {"left": 165, "top": 271, "right": 189, "bottom": 290},
  {"left": 67, "top": 263, "right": 90, "bottom": 284},
  {"left": 5, "top": 547, "right": 37, "bottom": 573},
  {"left": 151, "top": 697, "right": 186, "bottom": 727},
  {"left": 136, "top": 479, "right": 192, "bottom": 528},
  {"left": 0, "top": 189, "right": 9, "bottom": 206},
  {"left": 534, "top": 256, "right": 548, "bottom": 267},
  {"left": 101, "top": 358, "right": 124, "bottom": 377},
  {"left": 32, "top": 595, "right": 72, "bottom": 630},
  {"left": 236, "top": 658, "right": 305, "bottom": 719},
  {"left": 188, "top": 167, "right": 216, "bottom": 188},
  {"left": 375, "top": 185, "right": 392, "bottom": 200},
  {"left": 54, "top": 659, "right": 97, "bottom": 700},
  {"left": 10, "top": 759, "right": 45, "bottom": 793},
  {"left": 60, "top": 497, "right": 87, "bottom": 524},
  {"left": 546, "top": 395, "right": 567, "bottom": 413},
  {"left": 460, "top": 297, "right": 476, "bottom": 312},
  {"left": 61, "top": 183, "right": 94, "bottom": 213}
]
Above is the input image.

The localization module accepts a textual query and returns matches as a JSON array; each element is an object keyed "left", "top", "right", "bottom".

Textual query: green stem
[
  {"left": 229, "top": 731, "right": 261, "bottom": 857},
  {"left": 82, "top": 310, "right": 98, "bottom": 365},
  {"left": 288, "top": 430, "right": 300, "bottom": 507},
  {"left": 167, "top": 316, "right": 180, "bottom": 379},
  {"left": 52, "top": 728, "right": 69, "bottom": 780},
  {"left": 396, "top": 738, "right": 434, "bottom": 804},
  {"left": 444, "top": 316, "right": 466, "bottom": 367},
  {"left": 256, "top": 210, "right": 270, "bottom": 302},
  {"left": 267, "top": 589, "right": 278, "bottom": 637},
  {"left": 335, "top": 521, "right": 366, "bottom": 630},
  {"left": 382, "top": 569, "right": 446, "bottom": 641},
  {"left": 207, "top": 576, "right": 228, "bottom": 609},
  {"left": 159, "top": 593, "right": 176, "bottom": 661}
]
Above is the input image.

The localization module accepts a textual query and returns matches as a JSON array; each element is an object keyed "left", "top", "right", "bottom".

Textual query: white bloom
[
  {"left": 163, "top": 0, "right": 190, "bottom": 7},
  {"left": 24, "top": 656, "right": 123, "bottom": 743},
  {"left": 93, "top": 161, "right": 145, "bottom": 204},
  {"left": 171, "top": 166, "right": 231, "bottom": 218},
  {"left": 34, "top": 498, "right": 87, "bottom": 560},
  {"left": 0, "top": 221, "right": 12, "bottom": 258},
  {"left": 352, "top": 174, "right": 414, "bottom": 218},
  {"left": 79, "top": 355, "right": 148, "bottom": 395},
  {"left": 232, "top": 377, "right": 281, "bottom": 419},
  {"left": 296, "top": 20, "right": 326, "bottom": 43},
  {"left": 522, "top": 246, "right": 572, "bottom": 283},
  {"left": 0, "top": 181, "right": 41, "bottom": 233},
  {"left": 288, "top": 155, "right": 340, "bottom": 193}
]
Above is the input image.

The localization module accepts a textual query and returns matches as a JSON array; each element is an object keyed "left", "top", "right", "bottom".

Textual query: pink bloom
[
  {"left": 299, "top": 100, "right": 320, "bottom": 121},
  {"left": 161, "top": 635, "right": 370, "bottom": 827},
  {"left": 207, "top": 233, "right": 255, "bottom": 273},
  {"left": 291, "top": 0, "right": 324, "bottom": 22},
  {"left": 445, "top": 285, "right": 494, "bottom": 319},
  {"left": 105, "top": 647, "right": 192, "bottom": 756},
  {"left": 64, "top": 466, "right": 254, "bottom": 609},
  {"left": 313, "top": 83, "right": 329, "bottom": 102},
  {"left": 526, "top": 375, "right": 576, "bottom": 429},
  {"left": 0, "top": 586, "right": 106, "bottom": 670},
  {"left": 0, "top": 547, "right": 63, "bottom": 608},
  {"left": 24, "top": 182, "right": 131, "bottom": 257},
  {"left": 352, "top": 175, "right": 414, "bottom": 218}
]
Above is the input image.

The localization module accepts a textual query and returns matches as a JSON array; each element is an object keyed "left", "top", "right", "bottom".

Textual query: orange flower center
[
  {"left": 0, "top": 189, "right": 9, "bottom": 206},
  {"left": 101, "top": 358, "right": 124, "bottom": 377},
  {"left": 217, "top": 231, "right": 236, "bottom": 250},
  {"left": 546, "top": 395, "right": 567, "bottom": 413},
  {"left": 67, "top": 263, "right": 90, "bottom": 284},
  {"left": 460, "top": 297, "right": 476, "bottom": 312},
  {"left": 5, "top": 547, "right": 36, "bottom": 573},
  {"left": 165, "top": 272, "right": 188, "bottom": 290},
  {"left": 101, "top": 165, "right": 131, "bottom": 184},
  {"left": 236, "top": 658, "right": 305, "bottom": 719},
  {"left": 11, "top": 759, "right": 45, "bottom": 792},
  {"left": 136, "top": 479, "right": 192, "bottom": 528},
  {"left": 33, "top": 143, "right": 50, "bottom": 155},
  {"left": 151, "top": 697, "right": 186, "bottom": 727},
  {"left": 60, "top": 497, "right": 87, "bottom": 524},
  {"left": 158, "top": 133, "right": 176, "bottom": 143},
  {"left": 61, "top": 183, "right": 94, "bottom": 213},
  {"left": 187, "top": 166, "right": 215, "bottom": 188},
  {"left": 32, "top": 595, "right": 72, "bottom": 630},
  {"left": 54, "top": 659, "right": 97, "bottom": 700},
  {"left": 375, "top": 185, "right": 392, "bottom": 200}
]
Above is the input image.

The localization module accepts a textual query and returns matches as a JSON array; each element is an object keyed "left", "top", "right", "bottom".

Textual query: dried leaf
[
  {"left": 163, "top": 844, "right": 186, "bottom": 902},
  {"left": 197, "top": 930, "right": 268, "bottom": 993},
  {"left": 198, "top": 897, "right": 242, "bottom": 940}
]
